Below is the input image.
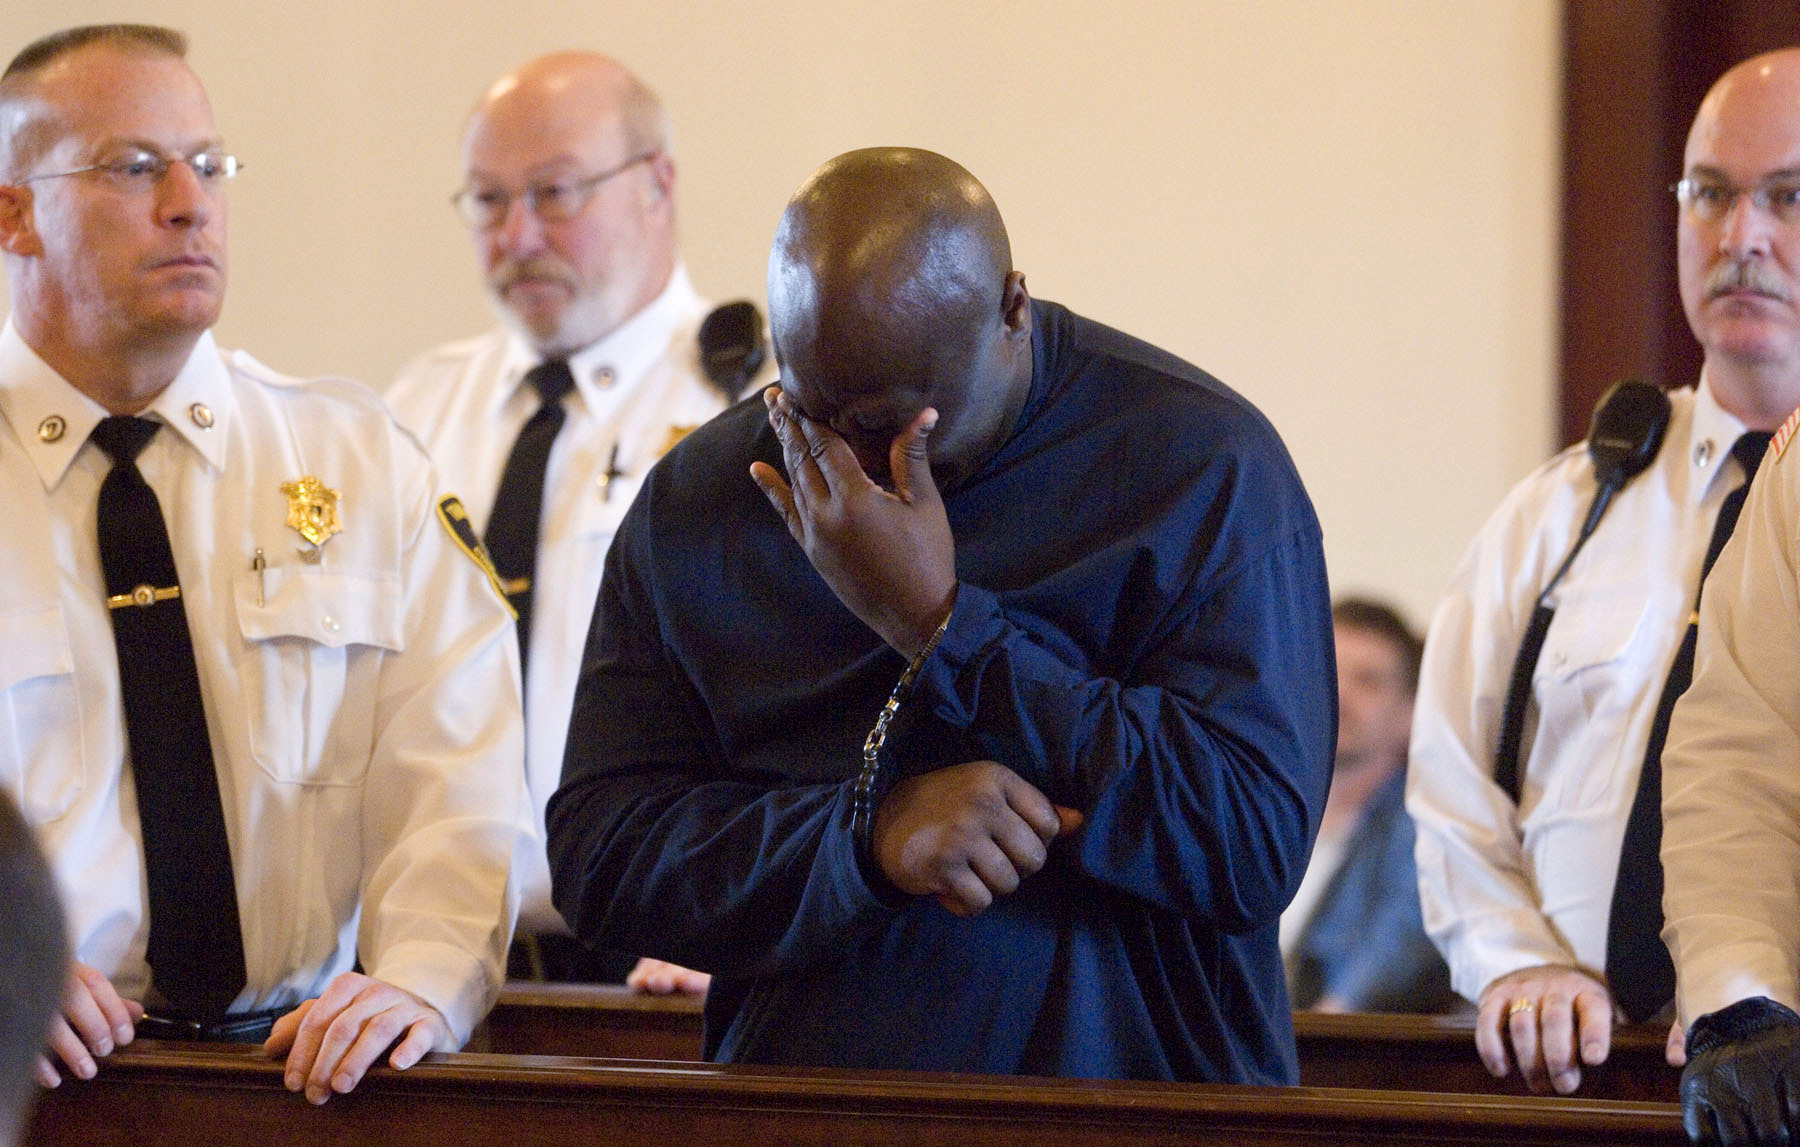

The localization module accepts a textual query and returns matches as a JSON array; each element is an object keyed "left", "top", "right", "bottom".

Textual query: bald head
[
  {"left": 460, "top": 51, "right": 677, "bottom": 355},
  {"left": 469, "top": 52, "right": 668, "bottom": 165},
  {"left": 771, "top": 148, "right": 1011, "bottom": 373},
  {"left": 768, "top": 148, "right": 1032, "bottom": 491},
  {"left": 1677, "top": 48, "right": 1800, "bottom": 427},
  {"left": 1685, "top": 49, "right": 1800, "bottom": 168}
]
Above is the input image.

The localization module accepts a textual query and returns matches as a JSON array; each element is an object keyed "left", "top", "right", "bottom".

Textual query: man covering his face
[{"left": 548, "top": 146, "right": 1333, "bottom": 1081}]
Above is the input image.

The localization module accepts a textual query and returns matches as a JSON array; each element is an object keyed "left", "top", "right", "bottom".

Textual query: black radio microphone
[
  {"left": 1579, "top": 379, "right": 1672, "bottom": 539},
  {"left": 698, "top": 300, "right": 768, "bottom": 401}
]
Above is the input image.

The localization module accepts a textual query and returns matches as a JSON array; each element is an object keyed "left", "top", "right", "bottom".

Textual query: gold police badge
[{"left": 281, "top": 476, "right": 342, "bottom": 560}]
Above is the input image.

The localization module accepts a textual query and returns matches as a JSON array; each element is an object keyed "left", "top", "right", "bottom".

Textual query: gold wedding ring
[{"left": 1506, "top": 996, "right": 1537, "bottom": 1018}]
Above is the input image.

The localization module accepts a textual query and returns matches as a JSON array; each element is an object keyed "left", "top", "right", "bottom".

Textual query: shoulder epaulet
[{"left": 1773, "top": 403, "right": 1800, "bottom": 463}]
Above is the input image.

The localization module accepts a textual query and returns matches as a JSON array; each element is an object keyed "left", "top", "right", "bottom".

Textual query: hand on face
[{"left": 749, "top": 385, "right": 957, "bottom": 657}]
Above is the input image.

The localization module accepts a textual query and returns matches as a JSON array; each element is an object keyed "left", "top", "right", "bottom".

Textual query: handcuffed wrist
[
  {"left": 853, "top": 604, "right": 954, "bottom": 871},
  {"left": 907, "top": 607, "right": 952, "bottom": 674},
  {"left": 899, "top": 590, "right": 957, "bottom": 662}
]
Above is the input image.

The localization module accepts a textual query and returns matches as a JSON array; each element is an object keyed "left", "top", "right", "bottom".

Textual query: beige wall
[{"left": 0, "top": 0, "right": 1561, "bottom": 628}]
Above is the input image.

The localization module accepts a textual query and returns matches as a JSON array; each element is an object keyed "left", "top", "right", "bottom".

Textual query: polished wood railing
[
  {"left": 26, "top": 1041, "right": 1685, "bottom": 1147},
  {"left": 475, "top": 984, "right": 1681, "bottom": 1102}
]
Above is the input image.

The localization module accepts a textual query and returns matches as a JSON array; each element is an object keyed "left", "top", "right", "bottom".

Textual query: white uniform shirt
[
  {"left": 0, "top": 323, "right": 529, "bottom": 1045},
  {"left": 1664, "top": 408, "right": 1800, "bottom": 1024},
  {"left": 387, "top": 264, "right": 731, "bottom": 933},
  {"left": 1407, "top": 378, "right": 1748, "bottom": 1002}
]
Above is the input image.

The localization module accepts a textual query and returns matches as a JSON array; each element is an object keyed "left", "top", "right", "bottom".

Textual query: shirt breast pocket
[
  {"left": 1534, "top": 590, "right": 1659, "bottom": 807},
  {"left": 0, "top": 604, "right": 86, "bottom": 824},
  {"left": 234, "top": 567, "right": 405, "bottom": 786}
]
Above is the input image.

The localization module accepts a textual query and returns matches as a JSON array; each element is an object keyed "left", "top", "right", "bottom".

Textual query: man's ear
[
  {"left": 0, "top": 184, "right": 41, "bottom": 256},
  {"left": 1000, "top": 270, "right": 1031, "bottom": 342},
  {"left": 644, "top": 152, "right": 675, "bottom": 208}
]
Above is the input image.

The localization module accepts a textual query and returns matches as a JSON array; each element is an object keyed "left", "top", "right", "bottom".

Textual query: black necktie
[
  {"left": 1606, "top": 429, "right": 1772, "bottom": 1022},
  {"left": 91, "top": 416, "right": 245, "bottom": 1020},
  {"left": 484, "top": 360, "right": 576, "bottom": 675}
]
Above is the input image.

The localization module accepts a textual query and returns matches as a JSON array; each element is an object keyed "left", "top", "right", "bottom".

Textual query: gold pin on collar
[{"left": 280, "top": 476, "right": 343, "bottom": 563}]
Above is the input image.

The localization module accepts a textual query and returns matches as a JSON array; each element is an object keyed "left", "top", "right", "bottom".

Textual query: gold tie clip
[{"left": 107, "top": 583, "right": 180, "bottom": 610}]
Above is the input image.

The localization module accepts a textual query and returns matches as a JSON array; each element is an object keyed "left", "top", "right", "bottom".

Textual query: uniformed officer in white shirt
[
  {"left": 389, "top": 51, "right": 761, "bottom": 994},
  {"left": 0, "top": 24, "right": 527, "bottom": 1104},
  {"left": 1655, "top": 49, "right": 1800, "bottom": 1146},
  {"left": 1407, "top": 49, "right": 1800, "bottom": 1098}
]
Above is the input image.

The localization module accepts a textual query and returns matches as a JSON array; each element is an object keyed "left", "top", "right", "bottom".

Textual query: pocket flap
[
  {"left": 1540, "top": 594, "right": 1651, "bottom": 682},
  {"left": 234, "top": 567, "right": 405, "bottom": 651}
]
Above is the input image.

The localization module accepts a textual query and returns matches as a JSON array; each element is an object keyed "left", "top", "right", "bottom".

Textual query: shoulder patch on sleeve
[
  {"left": 1774, "top": 403, "right": 1800, "bottom": 463},
  {"left": 435, "top": 495, "right": 516, "bottom": 617}
]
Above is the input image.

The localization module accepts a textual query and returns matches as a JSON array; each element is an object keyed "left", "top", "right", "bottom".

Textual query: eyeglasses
[
  {"left": 451, "top": 152, "right": 658, "bottom": 230},
  {"left": 1672, "top": 176, "right": 1800, "bottom": 225},
  {"left": 19, "top": 150, "right": 242, "bottom": 194}
]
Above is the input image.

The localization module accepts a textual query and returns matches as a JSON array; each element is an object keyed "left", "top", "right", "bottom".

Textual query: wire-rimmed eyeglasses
[
  {"left": 19, "top": 150, "right": 241, "bottom": 194},
  {"left": 1672, "top": 175, "right": 1800, "bottom": 225},
  {"left": 451, "top": 151, "right": 658, "bottom": 230}
]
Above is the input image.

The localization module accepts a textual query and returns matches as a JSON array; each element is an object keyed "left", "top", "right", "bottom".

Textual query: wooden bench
[
  {"left": 477, "top": 981, "right": 704, "bottom": 1061},
  {"left": 26, "top": 1041, "right": 1686, "bottom": 1147},
  {"left": 1293, "top": 1011, "right": 1679, "bottom": 1102},
  {"left": 477, "top": 983, "right": 1681, "bottom": 1102}
]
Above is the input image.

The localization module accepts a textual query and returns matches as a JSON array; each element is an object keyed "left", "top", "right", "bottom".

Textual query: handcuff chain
[{"left": 852, "top": 613, "right": 952, "bottom": 862}]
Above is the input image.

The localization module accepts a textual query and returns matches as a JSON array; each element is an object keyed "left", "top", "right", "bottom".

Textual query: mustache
[
  {"left": 488, "top": 257, "right": 577, "bottom": 293},
  {"left": 1706, "top": 259, "right": 1792, "bottom": 303}
]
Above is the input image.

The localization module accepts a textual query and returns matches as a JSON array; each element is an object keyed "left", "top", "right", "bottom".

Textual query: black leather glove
[{"left": 1683, "top": 997, "right": 1800, "bottom": 1145}]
